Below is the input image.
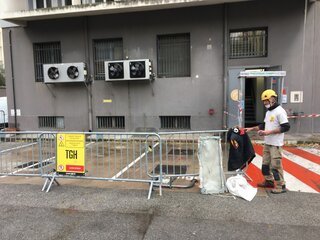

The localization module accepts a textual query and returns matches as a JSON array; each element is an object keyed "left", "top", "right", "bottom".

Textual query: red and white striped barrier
[
  {"left": 288, "top": 114, "right": 320, "bottom": 119},
  {"left": 225, "top": 111, "right": 320, "bottom": 119},
  {"left": 224, "top": 111, "right": 238, "bottom": 119}
]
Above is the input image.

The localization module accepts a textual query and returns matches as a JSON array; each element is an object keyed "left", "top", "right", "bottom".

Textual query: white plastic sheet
[
  {"left": 198, "top": 136, "right": 226, "bottom": 194},
  {"left": 226, "top": 175, "right": 257, "bottom": 201}
]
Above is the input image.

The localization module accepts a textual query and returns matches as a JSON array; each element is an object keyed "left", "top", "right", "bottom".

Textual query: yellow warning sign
[{"left": 56, "top": 133, "right": 85, "bottom": 174}]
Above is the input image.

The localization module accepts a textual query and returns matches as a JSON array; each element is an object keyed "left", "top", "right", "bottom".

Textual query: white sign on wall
[{"left": 290, "top": 91, "right": 303, "bottom": 103}]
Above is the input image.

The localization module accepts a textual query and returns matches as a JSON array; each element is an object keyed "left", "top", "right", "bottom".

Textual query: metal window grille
[
  {"left": 36, "top": 0, "right": 45, "bottom": 8},
  {"left": 46, "top": 0, "right": 52, "bottom": 7},
  {"left": 38, "top": 116, "right": 64, "bottom": 129},
  {"left": 35, "top": 0, "right": 53, "bottom": 8},
  {"left": 93, "top": 38, "right": 123, "bottom": 80},
  {"left": 229, "top": 28, "right": 267, "bottom": 58},
  {"left": 157, "top": 33, "right": 191, "bottom": 78},
  {"left": 33, "top": 42, "right": 62, "bottom": 82},
  {"left": 160, "top": 116, "right": 191, "bottom": 129},
  {"left": 97, "top": 116, "right": 125, "bottom": 129}
]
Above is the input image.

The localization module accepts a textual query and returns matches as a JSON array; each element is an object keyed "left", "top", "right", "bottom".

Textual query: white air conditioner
[
  {"left": 43, "top": 62, "right": 87, "bottom": 83},
  {"left": 105, "top": 59, "right": 152, "bottom": 81}
]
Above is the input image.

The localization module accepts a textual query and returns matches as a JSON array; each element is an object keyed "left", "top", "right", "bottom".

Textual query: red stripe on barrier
[
  {"left": 254, "top": 144, "right": 320, "bottom": 192},
  {"left": 283, "top": 147, "right": 320, "bottom": 165},
  {"left": 288, "top": 114, "right": 320, "bottom": 119}
]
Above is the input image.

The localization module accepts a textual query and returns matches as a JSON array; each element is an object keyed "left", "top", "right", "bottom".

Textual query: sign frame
[{"left": 56, "top": 133, "right": 86, "bottom": 176}]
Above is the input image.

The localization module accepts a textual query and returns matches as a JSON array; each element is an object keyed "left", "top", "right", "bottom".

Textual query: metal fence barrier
[
  {"left": 0, "top": 131, "right": 45, "bottom": 177},
  {"left": 157, "top": 130, "right": 228, "bottom": 188},
  {"left": 39, "top": 132, "right": 162, "bottom": 199},
  {"left": 1, "top": 130, "right": 229, "bottom": 199}
]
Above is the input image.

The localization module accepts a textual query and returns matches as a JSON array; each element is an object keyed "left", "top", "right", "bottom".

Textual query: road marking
[
  {"left": 250, "top": 154, "right": 317, "bottom": 193},
  {"left": 0, "top": 142, "right": 38, "bottom": 154},
  {"left": 283, "top": 146, "right": 320, "bottom": 165},
  {"left": 253, "top": 144, "right": 320, "bottom": 193},
  {"left": 298, "top": 147, "right": 320, "bottom": 157},
  {"left": 282, "top": 150, "right": 320, "bottom": 174},
  {"left": 0, "top": 157, "right": 55, "bottom": 178},
  {"left": 111, "top": 142, "right": 159, "bottom": 179}
]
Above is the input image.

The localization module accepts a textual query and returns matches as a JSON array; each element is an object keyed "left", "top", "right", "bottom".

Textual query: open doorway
[
  {"left": 227, "top": 67, "right": 284, "bottom": 128},
  {"left": 244, "top": 76, "right": 265, "bottom": 127},
  {"left": 243, "top": 67, "right": 283, "bottom": 127}
]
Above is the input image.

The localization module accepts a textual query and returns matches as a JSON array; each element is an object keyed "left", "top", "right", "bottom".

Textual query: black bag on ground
[{"left": 227, "top": 127, "right": 256, "bottom": 171}]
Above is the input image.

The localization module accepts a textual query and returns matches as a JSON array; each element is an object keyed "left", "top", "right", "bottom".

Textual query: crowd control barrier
[
  {"left": 39, "top": 132, "right": 162, "bottom": 199},
  {"left": 0, "top": 132, "right": 45, "bottom": 177},
  {"left": 1, "top": 130, "right": 230, "bottom": 199},
  {"left": 157, "top": 130, "right": 227, "bottom": 188}
]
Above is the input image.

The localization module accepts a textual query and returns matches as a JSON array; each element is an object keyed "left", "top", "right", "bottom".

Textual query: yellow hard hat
[{"left": 261, "top": 89, "right": 277, "bottom": 101}]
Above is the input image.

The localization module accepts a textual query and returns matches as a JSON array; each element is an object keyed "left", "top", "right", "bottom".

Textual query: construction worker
[{"left": 245, "top": 89, "right": 290, "bottom": 194}]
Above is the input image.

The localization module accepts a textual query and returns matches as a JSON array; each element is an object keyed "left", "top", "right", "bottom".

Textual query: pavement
[{"left": 0, "top": 180, "right": 319, "bottom": 240}]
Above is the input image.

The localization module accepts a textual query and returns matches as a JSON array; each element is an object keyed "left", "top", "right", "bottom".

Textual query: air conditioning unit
[
  {"left": 105, "top": 59, "right": 152, "bottom": 81},
  {"left": 43, "top": 62, "right": 87, "bottom": 83}
]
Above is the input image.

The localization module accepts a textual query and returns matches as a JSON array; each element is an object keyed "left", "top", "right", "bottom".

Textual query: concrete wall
[
  {"left": 3, "top": 6, "right": 224, "bottom": 131},
  {"left": 0, "top": 0, "right": 28, "bottom": 14},
  {"left": 2, "top": 0, "right": 320, "bottom": 132},
  {"left": 228, "top": 0, "right": 320, "bottom": 133}
]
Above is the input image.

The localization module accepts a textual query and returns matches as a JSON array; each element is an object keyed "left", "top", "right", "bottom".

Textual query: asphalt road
[{"left": 0, "top": 183, "right": 319, "bottom": 240}]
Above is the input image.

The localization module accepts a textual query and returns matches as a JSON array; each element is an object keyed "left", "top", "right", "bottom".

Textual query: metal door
[
  {"left": 227, "top": 68, "right": 245, "bottom": 128},
  {"left": 265, "top": 66, "right": 284, "bottom": 105}
]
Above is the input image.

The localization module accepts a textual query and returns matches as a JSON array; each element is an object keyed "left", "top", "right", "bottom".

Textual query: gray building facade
[{"left": 0, "top": 0, "right": 319, "bottom": 133}]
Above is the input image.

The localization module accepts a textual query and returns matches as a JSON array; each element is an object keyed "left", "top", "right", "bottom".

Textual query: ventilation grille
[
  {"left": 97, "top": 116, "right": 125, "bottom": 129},
  {"left": 160, "top": 116, "right": 191, "bottom": 129},
  {"left": 39, "top": 116, "right": 64, "bottom": 129}
]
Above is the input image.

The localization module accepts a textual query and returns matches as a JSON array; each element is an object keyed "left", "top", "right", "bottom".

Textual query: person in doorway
[{"left": 245, "top": 89, "right": 290, "bottom": 194}]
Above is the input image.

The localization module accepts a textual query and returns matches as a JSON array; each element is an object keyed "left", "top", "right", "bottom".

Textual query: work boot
[
  {"left": 257, "top": 180, "right": 274, "bottom": 188},
  {"left": 271, "top": 185, "right": 287, "bottom": 194}
]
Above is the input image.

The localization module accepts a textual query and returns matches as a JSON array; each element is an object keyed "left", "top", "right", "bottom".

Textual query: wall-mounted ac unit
[
  {"left": 43, "top": 62, "right": 87, "bottom": 83},
  {"left": 105, "top": 59, "right": 152, "bottom": 81}
]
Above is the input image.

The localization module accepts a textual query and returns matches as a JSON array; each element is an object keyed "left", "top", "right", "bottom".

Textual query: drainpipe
[
  {"left": 84, "top": 17, "right": 93, "bottom": 132},
  {"left": 9, "top": 30, "right": 17, "bottom": 129},
  {"left": 222, "top": 4, "right": 228, "bottom": 129}
]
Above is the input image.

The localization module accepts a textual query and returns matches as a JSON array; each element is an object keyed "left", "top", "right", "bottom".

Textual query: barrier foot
[
  {"left": 42, "top": 173, "right": 59, "bottom": 193},
  {"left": 243, "top": 171, "right": 253, "bottom": 182},
  {"left": 46, "top": 174, "right": 56, "bottom": 192},
  {"left": 41, "top": 178, "right": 49, "bottom": 192},
  {"left": 226, "top": 169, "right": 253, "bottom": 182},
  {"left": 159, "top": 181, "right": 162, "bottom": 196},
  {"left": 148, "top": 182, "right": 154, "bottom": 200}
]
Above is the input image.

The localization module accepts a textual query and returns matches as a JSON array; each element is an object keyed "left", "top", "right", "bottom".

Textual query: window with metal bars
[
  {"left": 96, "top": 116, "right": 125, "bottom": 129},
  {"left": 36, "top": 0, "right": 45, "bottom": 8},
  {"left": 38, "top": 116, "right": 64, "bottom": 129},
  {"left": 33, "top": 42, "right": 62, "bottom": 82},
  {"left": 93, "top": 38, "right": 123, "bottom": 80},
  {"left": 35, "top": 0, "right": 53, "bottom": 9},
  {"left": 229, "top": 28, "right": 268, "bottom": 58},
  {"left": 160, "top": 116, "right": 191, "bottom": 129},
  {"left": 157, "top": 33, "right": 191, "bottom": 78}
]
